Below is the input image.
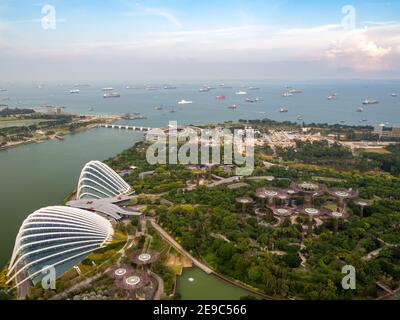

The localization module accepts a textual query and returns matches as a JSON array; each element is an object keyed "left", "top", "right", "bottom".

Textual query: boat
[
  {"left": 169, "top": 108, "right": 177, "bottom": 113},
  {"left": 146, "top": 86, "right": 160, "bottom": 91},
  {"left": 0, "top": 88, "right": 7, "bottom": 92},
  {"left": 69, "top": 89, "right": 80, "bottom": 94},
  {"left": 89, "top": 107, "right": 95, "bottom": 112},
  {"left": 245, "top": 98, "right": 255, "bottom": 103},
  {"left": 236, "top": 91, "right": 247, "bottom": 95},
  {"left": 289, "top": 89, "right": 303, "bottom": 94},
  {"left": 199, "top": 87, "right": 211, "bottom": 92},
  {"left": 102, "top": 87, "right": 114, "bottom": 91},
  {"left": 178, "top": 100, "right": 193, "bottom": 105},
  {"left": 228, "top": 105, "right": 237, "bottom": 109},
  {"left": 103, "top": 92, "right": 120, "bottom": 98},
  {"left": 297, "top": 115, "right": 303, "bottom": 121},
  {"left": 356, "top": 107, "right": 364, "bottom": 112},
  {"left": 216, "top": 96, "right": 226, "bottom": 100},
  {"left": 122, "top": 113, "right": 147, "bottom": 120},
  {"left": 220, "top": 84, "right": 233, "bottom": 89},
  {"left": 391, "top": 93, "right": 398, "bottom": 97},
  {"left": 280, "top": 108, "right": 289, "bottom": 113},
  {"left": 125, "top": 86, "right": 140, "bottom": 90},
  {"left": 154, "top": 106, "right": 163, "bottom": 111},
  {"left": 327, "top": 93, "right": 337, "bottom": 100},
  {"left": 248, "top": 86, "right": 260, "bottom": 90},
  {"left": 163, "top": 85, "right": 177, "bottom": 90},
  {"left": 282, "top": 92, "right": 293, "bottom": 97},
  {"left": 54, "top": 135, "right": 64, "bottom": 141},
  {"left": 362, "top": 99, "right": 379, "bottom": 105}
]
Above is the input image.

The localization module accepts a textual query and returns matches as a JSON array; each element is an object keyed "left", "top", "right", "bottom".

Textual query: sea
[
  {"left": 0, "top": 79, "right": 399, "bottom": 268},
  {"left": 1, "top": 79, "right": 399, "bottom": 128}
]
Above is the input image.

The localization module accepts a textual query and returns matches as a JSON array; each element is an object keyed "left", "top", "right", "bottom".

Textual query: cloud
[
  {"left": 363, "top": 20, "right": 397, "bottom": 26},
  {"left": 143, "top": 7, "right": 183, "bottom": 28},
  {"left": 121, "top": 1, "right": 183, "bottom": 28},
  {"left": 325, "top": 25, "right": 399, "bottom": 71},
  {"left": 2, "top": 12, "right": 399, "bottom": 78}
]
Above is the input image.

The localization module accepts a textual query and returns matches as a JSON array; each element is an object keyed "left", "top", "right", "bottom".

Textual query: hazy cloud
[{"left": 122, "top": 1, "right": 183, "bottom": 28}]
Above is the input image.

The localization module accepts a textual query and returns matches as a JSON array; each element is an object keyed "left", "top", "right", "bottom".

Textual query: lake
[
  {"left": 177, "top": 268, "right": 262, "bottom": 300},
  {"left": 0, "top": 128, "right": 143, "bottom": 268}
]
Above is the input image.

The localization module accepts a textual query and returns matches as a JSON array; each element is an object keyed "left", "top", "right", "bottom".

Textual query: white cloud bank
[{"left": 0, "top": 17, "right": 399, "bottom": 80}]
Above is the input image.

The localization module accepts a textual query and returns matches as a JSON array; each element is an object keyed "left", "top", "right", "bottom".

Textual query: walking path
[
  {"left": 149, "top": 219, "right": 213, "bottom": 274},
  {"left": 362, "top": 248, "right": 382, "bottom": 261},
  {"left": 150, "top": 271, "right": 164, "bottom": 300},
  {"left": 51, "top": 272, "right": 105, "bottom": 300},
  {"left": 149, "top": 218, "right": 274, "bottom": 300},
  {"left": 52, "top": 234, "right": 132, "bottom": 300}
]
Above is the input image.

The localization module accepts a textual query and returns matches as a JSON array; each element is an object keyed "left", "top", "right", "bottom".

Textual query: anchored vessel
[
  {"left": 103, "top": 92, "right": 120, "bottom": 98},
  {"left": 363, "top": 99, "right": 379, "bottom": 105},
  {"left": 236, "top": 91, "right": 247, "bottom": 95},
  {"left": 178, "top": 100, "right": 193, "bottom": 105}
]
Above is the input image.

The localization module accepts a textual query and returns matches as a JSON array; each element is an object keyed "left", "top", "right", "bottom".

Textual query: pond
[{"left": 176, "top": 268, "right": 263, "bottom": 300}]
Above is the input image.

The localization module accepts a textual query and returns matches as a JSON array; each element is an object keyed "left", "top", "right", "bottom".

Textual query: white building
[
  {"left": 77, "top": 161, "right": 131, "bottom": 200},
  {"left": 7, "top": 206, "right": 113, "bottom": 288}
]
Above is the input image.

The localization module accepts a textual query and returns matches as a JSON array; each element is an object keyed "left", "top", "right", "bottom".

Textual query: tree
[{"left": 247, "top": 266, "right": 262, "bottom": 282}]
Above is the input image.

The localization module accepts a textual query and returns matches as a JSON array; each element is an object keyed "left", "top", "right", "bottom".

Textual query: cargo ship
[
  {"left": 103, "top": 92, "right": 120, "bottom": 98},
  {"left": 362, "top": 99, "right": 379, "bottom": 105},
  {"left": 178, "top": 100, "right": 193, "bottom": 105}
]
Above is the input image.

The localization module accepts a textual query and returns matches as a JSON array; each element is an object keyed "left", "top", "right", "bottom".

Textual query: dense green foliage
[
  {"left": 105, "top": 126, "right": 400, "bottom": 300},
  {"left": 276, "top": 140, "right": 353, "bottom": 164},
  {"left": 363, "top": 144, "right": 400, "bottom": 176},
  {"left": 0, "top": 108, "right": 35, "bottom": 117}
]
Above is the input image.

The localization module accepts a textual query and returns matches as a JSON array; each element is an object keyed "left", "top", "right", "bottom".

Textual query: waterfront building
[
  {"left": 7, "top": 206, "right": 114, "bottom": 289},
  {"left": 67, "top": 195, "right": 143, "bottom": 220},
  {"left": 77, "top": 161, "right": 132, "bottom": 200}
]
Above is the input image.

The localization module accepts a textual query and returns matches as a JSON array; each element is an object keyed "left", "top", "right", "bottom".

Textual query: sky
[{"left": 0, "top": 0, "right": 399, "bottom": 82}]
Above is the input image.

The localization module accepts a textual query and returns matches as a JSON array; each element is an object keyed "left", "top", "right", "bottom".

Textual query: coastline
[{"left": 0, "top": 114, "right": 122, "bottom": 152}]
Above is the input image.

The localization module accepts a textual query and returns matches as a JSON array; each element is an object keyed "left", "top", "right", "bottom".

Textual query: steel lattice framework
[
  {"left": 77, "top": 161, "right": 131, "bottom": 200},
  {"left": 7, "top": 206, "right": 114, "bottom": 288}
]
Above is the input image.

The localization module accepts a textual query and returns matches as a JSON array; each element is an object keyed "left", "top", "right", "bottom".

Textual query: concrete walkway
[
  {"left": 150, "top": 271, "right": 164, "bottom": 300},
  {"left": 149, "top": 219, "right": 213, "bottom": 274}
]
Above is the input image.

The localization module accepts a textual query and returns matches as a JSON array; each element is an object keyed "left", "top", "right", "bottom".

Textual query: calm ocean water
[{"left": 1, "top": 80, "right": 399, "bottom": 127}]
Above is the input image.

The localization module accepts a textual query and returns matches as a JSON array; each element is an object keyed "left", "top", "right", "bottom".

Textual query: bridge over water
[{"left": 98, "top": 124, "right": 154, "bottom": 132}]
